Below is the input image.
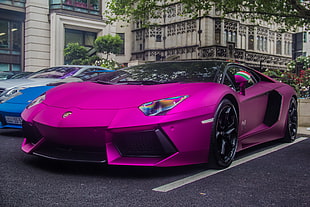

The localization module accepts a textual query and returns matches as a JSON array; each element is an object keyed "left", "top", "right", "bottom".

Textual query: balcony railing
[{"left": 50, "top": 0, "right": 100, "bottom": 15}]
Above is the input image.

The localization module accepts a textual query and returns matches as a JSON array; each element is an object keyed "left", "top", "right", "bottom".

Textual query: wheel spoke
[
  {"left": 225, "top": 128, "right": 235, "bottom": 135},
  {"left": 220, "top": 139, "right": 226, "bottom": 155}
]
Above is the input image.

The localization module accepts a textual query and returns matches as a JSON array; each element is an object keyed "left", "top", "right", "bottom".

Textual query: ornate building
[
  {"left": 131, "top": 3, "right": 293, "bottom": 70},
  {"left": 0, "top": 1, "right": 295, "bottom": 72}
]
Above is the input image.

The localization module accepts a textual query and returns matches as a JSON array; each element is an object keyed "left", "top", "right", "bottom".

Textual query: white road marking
[{"left": 152, "top": 137, "right": 308, "bottom": 192}]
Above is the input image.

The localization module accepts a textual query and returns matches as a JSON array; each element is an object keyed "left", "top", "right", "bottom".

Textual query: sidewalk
[{"left": 298, "top": 127, "right": 310, "bottom": 136}]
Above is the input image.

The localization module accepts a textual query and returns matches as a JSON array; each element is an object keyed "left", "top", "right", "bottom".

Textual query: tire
[
  {"left": 208, "top": 99, "right": 238, "bottom": 169},
  {"left": 283, "top": 97, "right": 298, "bottom": 143}
]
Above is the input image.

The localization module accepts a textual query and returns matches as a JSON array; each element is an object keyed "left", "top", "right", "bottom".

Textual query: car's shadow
[
  {"left": 21, "top": 156, "right": 207, "bottom": 179},
  {"left": 19, "top": 135, "right": 307, "bottom": 179},
  {"left": 0, "top": 128, "right": 24, "bottom": 137}
]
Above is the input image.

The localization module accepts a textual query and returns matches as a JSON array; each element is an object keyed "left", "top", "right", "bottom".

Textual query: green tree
[
  {"left": 105, "top": 0, "right": 309, "bottom": 30},
  {"left": 264, "top": 56, "right": 310, "bottom": 98},
  {"left": 64, "top": 42, "right": 101, "bottom": 65},
  {"left": 64, "top": 43, "right": 88, "bottom": 64},
  {"left": 94, "top": 34, "right": 123, "bottom": 59}
]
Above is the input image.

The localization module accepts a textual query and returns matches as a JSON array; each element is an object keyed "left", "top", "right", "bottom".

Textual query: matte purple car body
[{"left": 21, "top": 61, "right": 297, "bottom": 168}]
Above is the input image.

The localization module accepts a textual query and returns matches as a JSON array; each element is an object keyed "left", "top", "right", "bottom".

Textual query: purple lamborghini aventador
[{"left": 21, "top": 60, "right": 298, "bottom": 168}]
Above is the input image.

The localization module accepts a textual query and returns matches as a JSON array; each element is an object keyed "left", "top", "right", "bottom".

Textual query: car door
[{"left": 223, "top": 65, "right": 271, "bottom": 142}]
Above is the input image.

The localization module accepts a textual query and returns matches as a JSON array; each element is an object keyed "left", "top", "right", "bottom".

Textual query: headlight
[
  {"left": 139, "top": 95, "right": 189, "bottom": 116},
  {"left": 26, "top": 93, "right": 46, "bottom": 109},
  {"left": 0, "top": 87, "right": 25, "bottom": 103}
]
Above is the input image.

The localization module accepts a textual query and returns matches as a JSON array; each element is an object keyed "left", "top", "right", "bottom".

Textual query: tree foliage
[
  {"left": 94, "top": 34, "right": 123, "bottom": 59},
  {"left": 264, "top": 56, "right": 310, "bottom": 98},
  {"left": 105, "top": 0, "right": 310, "bottom": 30},
  {"left": 64, "top": 43, "right": 88, "bottom": 64},
  {"left": 64, "top": 43, "right": 101, "bottom": 65},
  {"left": 64, "top": 35, "right": 123, "bottom": 68}
]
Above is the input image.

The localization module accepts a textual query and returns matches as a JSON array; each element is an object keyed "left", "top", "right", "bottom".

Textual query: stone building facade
[
  {"left": 131, "top": 3, "right": 293, "bottom": 70},
  {"left": 1, "top": 1, "right": 294, "bottom": 72}
]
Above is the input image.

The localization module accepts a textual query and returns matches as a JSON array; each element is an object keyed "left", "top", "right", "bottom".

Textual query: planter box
[{"left": 298, "top": 99, "right": 310, "bottom": 127}]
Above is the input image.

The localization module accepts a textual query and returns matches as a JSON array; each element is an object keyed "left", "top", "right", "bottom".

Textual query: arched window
[{"left": 248, "top": 35, "right": 254, "bottom": 50}]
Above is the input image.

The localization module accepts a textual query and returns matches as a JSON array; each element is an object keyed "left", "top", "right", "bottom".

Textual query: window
[
  {"left": 117, "top": 33, "right": 125, "bottom": 55},
  {"left": 0, "top": 0, "right": 25, "bottom": 7},
  {"left": 215, "top": 30, "right": 221, "bottom": 44},
  {"left": 276, "top": 40, "right": 282, "bottom": 54},
  {"left": 12, "top": 22, "right": 22, "bottom": 51},
  {"left": 223, "top": 66, "right": 256, "bottom": 91},
  {"left": 156, "top": 35, "right": 162, "bottom": 42},
  {"left": 50, "top": 0, "right": 100, "bottom": 15},
  {"left": 0, "top": 20, "right": 9, "bottom": 49},
  {"left": 284, "top": 41, "right": 292, "bottom": 55},
  {"left": 239, "top": 34, "right": 246, "bottom": 49},
  {"left": 257, "top": 36, "right": 261, "bottom": 51},
  {"left": 248, "top": 35, "right": 254, "bottom": 50},
  {"left": 65, "top": 28, "right": 96, "bottom": 49},
  {"left": 263, "top": 37, "right": 267, "bottom": 52},
  {"left": 0, "top": 19, "right": 22, "bottom": 71},
  {"left": 257, "top": 36, "right": 267, "bottom": 51},
  {"left": 304, "top": 32, "right": 307, "bottom": 43},
  {"left": 276, "top": 34, "right": 282, "bottom": 55},
  {"left": 224, "top": 30, "right": 236, "bottom": 43}
]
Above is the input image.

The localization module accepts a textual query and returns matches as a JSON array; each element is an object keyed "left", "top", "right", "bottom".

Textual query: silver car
[{"left": 0, "top": 65, "right": 111, "bottom": 103}]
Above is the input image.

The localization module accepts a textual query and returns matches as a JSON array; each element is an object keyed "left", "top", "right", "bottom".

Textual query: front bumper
[
  {"left": 21, "top": 105, "right": 215, "bottom": 167},
  {"left": 0, "top": 103, "right": 26, "bottom": 128}
]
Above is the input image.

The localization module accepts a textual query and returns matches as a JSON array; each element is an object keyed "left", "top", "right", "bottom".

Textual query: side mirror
[{"left": 234, "top": 71, "right": 252, "bottom": 96}]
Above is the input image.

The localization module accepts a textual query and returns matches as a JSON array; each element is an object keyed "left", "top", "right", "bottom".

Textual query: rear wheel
[
  {"left": 283, "top": 98, "right": 298, "bottom": 143},
  {"left": 208, "top": 99, "right": 238, "bottom": 169}
]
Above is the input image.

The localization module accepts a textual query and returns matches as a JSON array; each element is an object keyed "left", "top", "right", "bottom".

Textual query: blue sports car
[
  {"left": 0, "top": 69, "right": 114, "bottom": 129},
  {"left": 0, "top": 86, "right": 55, "bottom": 128}
]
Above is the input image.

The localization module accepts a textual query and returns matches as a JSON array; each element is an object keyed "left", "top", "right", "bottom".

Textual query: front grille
[
  {"left": 22, "top": 121, "right": 43, "bottom": 144},
  {"left": 22, "top": 121, "right": 108, "bottom": 163},
  {"left": 112, "top": 129, "right": 177, "bottom": 157},
  {"left": 33, "top": 143, "right": 107, "bottom": 163}
]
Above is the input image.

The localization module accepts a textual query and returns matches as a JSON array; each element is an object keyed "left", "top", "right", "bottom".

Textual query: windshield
[
  {"left": 94, "top": 61, "right": 227, "bottom": 84},
  {"left": 27, "top": 67, "right": 81, "bottom": 79},
  {"left": 73, "top": 70, "right": 112, "bottom": 81}
]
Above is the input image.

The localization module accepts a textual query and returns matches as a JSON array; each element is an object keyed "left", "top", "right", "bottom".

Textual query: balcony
[{"left": 50, "top": 0, "right": 100, "bottom": 16}]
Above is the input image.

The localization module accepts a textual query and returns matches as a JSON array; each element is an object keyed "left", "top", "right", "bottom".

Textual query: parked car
[
  {"left": 0, "top": 69, "right": 114, "bottom": 129},
  {"left": 9, "top": 72, "right": 33, "bottom": 79},
  {"left": 21, "top": 60, "right": 297, "bottom": 168},
  {"left": 0, "top": 72, "right": 18, "bottom": 80},
  {"left": 0, "top": 86, "right": 54, "bottom": 128},
  {"left": 0, "top": 65, "right": 112, "bottom": 103}
]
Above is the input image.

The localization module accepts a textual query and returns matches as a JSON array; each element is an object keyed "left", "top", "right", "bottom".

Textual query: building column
[
  {"left": 49, "top": 13, "right": 64, "bottom": 67},
  {"left": 24, "top": 0, "right": 50, "bottom": 71}
]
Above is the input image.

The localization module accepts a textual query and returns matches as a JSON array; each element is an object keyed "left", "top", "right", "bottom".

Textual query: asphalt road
[{"left": 0, "top": 129, "right": 309, "bottom": 207}]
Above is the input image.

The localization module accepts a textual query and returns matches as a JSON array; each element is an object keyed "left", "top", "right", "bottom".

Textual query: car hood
[
  {"left": 0, "top": 78, "right": 61, "bottom": 90},
  {"left": 44, "top": 81, "right": 218, "bottom": 109},
  {"left": 6, "top": 86, "right": 55, "bottom": 104}
]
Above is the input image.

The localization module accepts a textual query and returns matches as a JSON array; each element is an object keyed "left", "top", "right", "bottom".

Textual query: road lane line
[{"left": 152, "top": 137, "right": 308, "bottom": 192}]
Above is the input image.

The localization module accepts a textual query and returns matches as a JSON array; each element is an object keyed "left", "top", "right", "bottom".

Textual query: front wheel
[
  {"left": 283, "top": 98, "right": 298, "bottom": 143},
  {"left": 208, "top": 99, "right": 238, "bottom": 169}
]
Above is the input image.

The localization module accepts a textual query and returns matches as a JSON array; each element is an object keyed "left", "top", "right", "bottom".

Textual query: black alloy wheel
[
  {"left": 283, "top": 98, "right": 298, "bottom": 143},
  {"left": 209, "top": 99, "right": 238, "bottom": 169}
]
